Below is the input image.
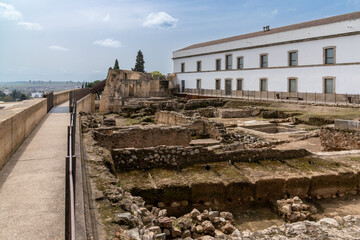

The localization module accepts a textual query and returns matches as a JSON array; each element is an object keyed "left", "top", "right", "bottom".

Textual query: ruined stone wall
[
  {"left": 94, "top": 126, "right": 191, "bottom": 149},
  {"left": 320, "top": 127, "right": 360, "bottom": 151},
  {"left": 184, "top": 99, "right": 226, "bottom": 110},
  {"left": 155, "top": 111, "right": 191, "bottom": 126},
  {"left": 217, "top": 109, "right": 252, "bottom": 118},
  {"left": 111, "top": 146, "right": 310, "bottom": 172}
]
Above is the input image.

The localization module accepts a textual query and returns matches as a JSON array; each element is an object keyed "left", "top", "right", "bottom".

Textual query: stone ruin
[
  {"left": 80, "top": 97, "right": 360, "bottom": 239},
  {"left": 99, "top": 69, "right": 177, "bottom": 113}
]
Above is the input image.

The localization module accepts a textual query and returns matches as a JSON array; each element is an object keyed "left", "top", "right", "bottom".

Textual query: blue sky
[{"left": 0, "top": 0, "right": 359, "bottom": 82}]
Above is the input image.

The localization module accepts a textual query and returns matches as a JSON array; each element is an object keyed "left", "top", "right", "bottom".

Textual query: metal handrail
[{"left": 66, "top": 93, "right": 77, "bottom": 240}]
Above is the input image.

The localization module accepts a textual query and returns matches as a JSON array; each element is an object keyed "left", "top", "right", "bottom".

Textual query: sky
[{"left": 0, "top": 0, "right": 360, "bottom": 82}]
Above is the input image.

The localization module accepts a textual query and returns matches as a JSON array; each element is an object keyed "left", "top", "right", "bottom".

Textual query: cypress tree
[
  {"left": 114, "top": 59, "right": 120, "bottom": 70},
  {"left": 132, "top": 50, "right": 145, "bottom": 73}
]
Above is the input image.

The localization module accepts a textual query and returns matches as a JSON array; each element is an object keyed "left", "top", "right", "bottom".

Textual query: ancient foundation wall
[
  {"left": 218, "top": 109, "right": 252, "bottom": 118},
  {"left": 77, "top": 93, "right": 95, "bottom": 113},
  {"left": 155, "top": 111, "right": 191, "bottom": 126},
  {"left": 94, "top": 126, "right": 192, "bottom": 149},
  {"left": 0, "top": 99, "right": 47, "bottom": 170},
  {"left": 111, "top": 146, "right": 310, "bottom": 172}
]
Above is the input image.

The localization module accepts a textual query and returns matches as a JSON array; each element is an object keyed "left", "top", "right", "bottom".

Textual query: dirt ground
[{"left": 276, "top": 137, "right": 322, "bottom": 152}]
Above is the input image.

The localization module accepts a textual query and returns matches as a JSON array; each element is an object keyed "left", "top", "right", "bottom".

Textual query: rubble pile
[{"left": 276, "top": 196, "right": 317, "bottom": 223}]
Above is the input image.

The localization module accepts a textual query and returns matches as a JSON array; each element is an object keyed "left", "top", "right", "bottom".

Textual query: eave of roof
[{"left": 175, "top": 11, "right": 360, "bottom": 52}]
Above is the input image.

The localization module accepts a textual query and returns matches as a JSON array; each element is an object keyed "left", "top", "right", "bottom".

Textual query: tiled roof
[{"left": 176, "top": 11, "right": 360, "bottom": 52}]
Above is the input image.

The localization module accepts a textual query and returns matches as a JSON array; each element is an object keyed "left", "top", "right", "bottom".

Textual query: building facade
[{"left": 173, "top": 12, "right": 360, "bottom": 97}]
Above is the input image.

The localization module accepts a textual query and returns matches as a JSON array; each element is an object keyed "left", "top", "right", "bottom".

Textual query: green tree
[
  {"left": 151, "top": 71, "right": 165, "bottom": 79},
  {"left": 20, "top": 94, "right": 28, "bottom": 101},
  {"left": 11, "top": 90, "right": 21, "bottom": 99},
  {"left": 87, "top": 80, "right": 101, "bottom": 88},
  {"left": 114, "top": 59, "right": 120, "bottom": 70},
  {"left": 132, "top": 50, "right": 145, "bottom": 73}
]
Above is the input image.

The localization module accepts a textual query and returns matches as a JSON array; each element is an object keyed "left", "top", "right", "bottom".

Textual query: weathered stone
[
  {"left": 155, "top": 233, "right": 166, "bottom": 240},
  {"left": 115, "top": 212, "right": 138, "bottom": 227},
  {"left": 221, "top": 223, "right": 236, "bottom": 234},
  {"left": 220, "top": 211, "right": 234, "bottom": 221},
  {"left": 195, "top": 225, "right": 204, "bottom": 233},
  {"left": 178, "top": 217, "right": 192, "bottom": 230},
  {"left": 190, "top": 208, "right": 201, "bottom": 219},
  {"left": 202, "top": 221, "right": 215, "bottom": 234},
  {"left": 158, "top": 209, "right": 167, "bottom": 217},
  {"left": 163, "top": 229, "right": 171, "bottom": 236},
  {"left": 208, "top": 211, "right": 219, "bottom": 221},
  {"left": 124, "top": 228, "right": 141, "bottom": 240},
  {"left": 148, "top": 226, "right": 162, "bottom": 234},
  {"left": 158, "top": 217, "right": 172, "bottom": 228},
  {"left": 171, "top": 226, "right": 182, "bottom": 238},
  {"left": 181, "top": 230, "right": 191, "bottom": 238},
  {"left": 143, "top": 231, "right": 155, "bottom": 240}
]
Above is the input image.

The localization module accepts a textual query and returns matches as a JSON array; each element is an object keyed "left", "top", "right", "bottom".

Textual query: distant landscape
[{"left": 0, "top": 81, "right": 86, "bottom": 102}]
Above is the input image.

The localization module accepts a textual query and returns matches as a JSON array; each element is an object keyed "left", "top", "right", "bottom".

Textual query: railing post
[{"left": 65, "top": 156, "right": 70, "bottom": 240}]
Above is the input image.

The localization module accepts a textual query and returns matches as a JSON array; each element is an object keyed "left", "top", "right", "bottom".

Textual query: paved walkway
[{"left": 0, "top": 102, "right": 69, "bottom": 240}]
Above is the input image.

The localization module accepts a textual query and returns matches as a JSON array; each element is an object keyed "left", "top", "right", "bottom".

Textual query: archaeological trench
[{"left": 81, "top": 97, "right": 360, "bottom": 239}]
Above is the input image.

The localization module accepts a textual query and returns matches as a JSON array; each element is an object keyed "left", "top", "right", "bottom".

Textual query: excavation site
[{"left": 80, "top": 87, "right": 360, "bottom": 240}]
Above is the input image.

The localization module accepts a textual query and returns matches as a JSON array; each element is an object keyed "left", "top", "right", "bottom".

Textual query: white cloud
[
  {"left": 103, "top": 14, "right": 110, "bottom": 22},
  {"left": 347, "top": 0, "right": 360, "bottom": 5},
  {"left": 18, "top": 22, "right": 43, "bottom": 30},
  {"left": 271, "top": 9, "right": 278, "bottom": 16},
  {"left": 93, "top": 38, "right": 122, "bottom": 48},
  {"left": 143, "top": 12, "right": 178, "bottom": 29},
  {"left": 0, "top": 3, "right": 22, "bottom": 21},
  {"left": 48, "top": 45, "right": 69, "bottom": 51}
]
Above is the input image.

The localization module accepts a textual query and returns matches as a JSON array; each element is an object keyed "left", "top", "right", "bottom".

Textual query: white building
[{"left": 173, "top": 12, "right": 360, "bottom": 100}]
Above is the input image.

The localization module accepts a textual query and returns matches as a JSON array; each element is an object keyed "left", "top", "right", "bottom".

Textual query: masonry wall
[
  {"left": 94, "top": 126, "right": 192, "bottom": 149},
  {"left": 77, "top": 93, "right": 95, "bottom": 113},
  {"left": 0, "top": 99, "right": 47, "bottom": 170},
  {"left": 53, "top": 90, "right": 70, "bottom": 106},
  {"left": 111, "top": 146, "right": 311, "bottom": 172},
  {"left": 155, "top": 111, "right": 191, "bottom": 126}
]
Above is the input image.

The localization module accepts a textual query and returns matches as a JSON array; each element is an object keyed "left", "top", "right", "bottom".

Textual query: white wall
[
  {"left": 173, "top": 19, "right": 360, "bottom": 94},
  {"left": 175, "top": 65, "right": 360, "bottom": 94}
]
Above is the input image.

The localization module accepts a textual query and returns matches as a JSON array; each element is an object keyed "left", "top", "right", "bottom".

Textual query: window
[
  {"left": 260, "top": 54, "right": 268, "bottom": 68},
  {"left": 260, "top": 78, "right": 267, "bottom": 91},
  {"left": 237, "top": 57, "right": 244, "bottom": 69},
  {"left": 181, "top": 63, "right": 185, "bottom": 73},
  {"left": 225, "top": 54, "right": 232, "bottom": 70},
  {"left": 196, "top": 79, "right": 201, "bottom": 89},
  {"left": 288, "top": 78, "right": 297, "bottom": 92},
  {"left": 323, "top": 77, "right": 335, "bottom": 94},
  {"left": 197, "top": 61, "right": 202, "bottom": 72},
  {"left": 216, "top": 59, "right": 221, "bottom": 71},
  {"left": 215, "top": 79, "right": 221, "bottom": 90},
  {"left": 237, "top": 78, "right": 243, "bottom": 90},
  {"left": 288, "top": 51, "right": 297, "bottom": 66},
  {"left": 324, "top": 47, "right": 335, "bottom": 64}
]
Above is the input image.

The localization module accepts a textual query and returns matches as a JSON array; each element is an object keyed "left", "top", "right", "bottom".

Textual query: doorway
[{"left": 225, "top": 79, "right": 232, "bottom": 95}]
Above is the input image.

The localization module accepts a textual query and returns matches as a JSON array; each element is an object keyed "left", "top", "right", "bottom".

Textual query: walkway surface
[{"left": 0, "top": 102, "right": 69, "bottom": 240}]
